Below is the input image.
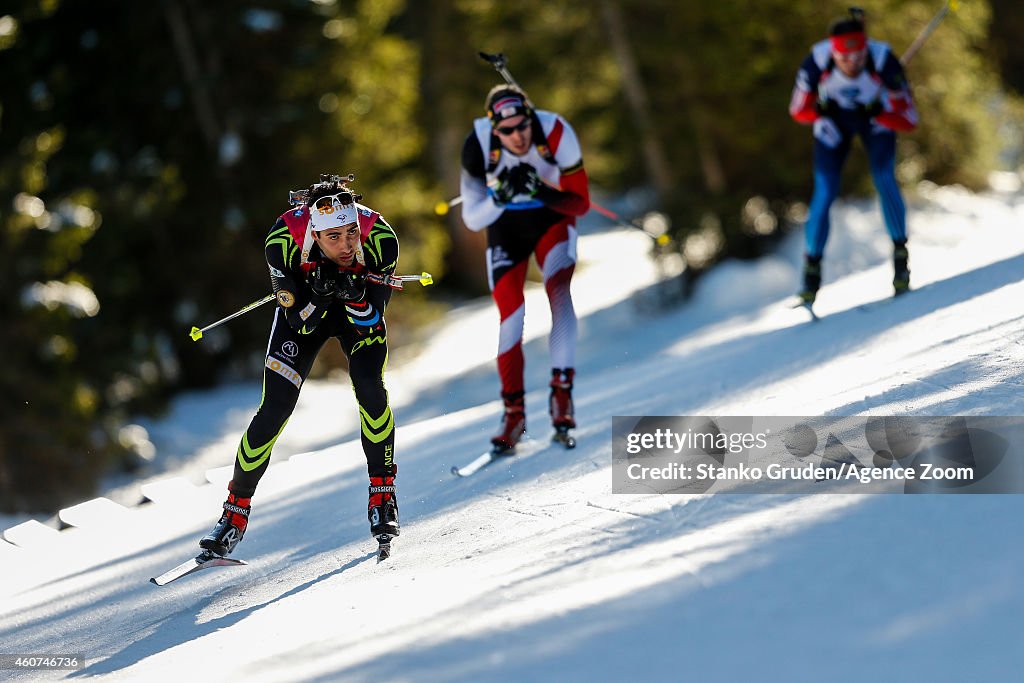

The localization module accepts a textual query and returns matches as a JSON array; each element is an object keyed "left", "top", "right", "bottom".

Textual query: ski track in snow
[{"left": 2, "top": 184, "right": 1024, "bottom": 681}]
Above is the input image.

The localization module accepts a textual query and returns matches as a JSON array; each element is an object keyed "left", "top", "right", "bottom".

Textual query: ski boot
[
  {"left": 549, "top": 369, "right": 577, "bottom": 449},
  {"left": 369, "top": 474, "right": 399, "bottom": 561},
  {"left": 491, "top": 392, "right": 526, "bottom": 453},
  {"left": 893, "top": 240, "right": 910, "bottom": 295},
  {"left": 798, "top": 254, "right": 822, "bottom": 305},
  {"left": 200, "top": 491, "right": 250, "bottom": 557},
  {"left": 368, "top": 475, "right": 400, "bottom": 539}
]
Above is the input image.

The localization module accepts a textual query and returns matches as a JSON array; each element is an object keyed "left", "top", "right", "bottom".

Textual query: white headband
[{"left": 310, "top": 195, "right": 359, "bottom": 232}]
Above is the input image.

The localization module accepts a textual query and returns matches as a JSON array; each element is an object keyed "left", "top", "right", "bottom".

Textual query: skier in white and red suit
[
  {"left": 789, "top": 15, "right": 918, "bottom": 304},
  {"left": 459, "top": 84, "right": 590, "bottom": 450}
]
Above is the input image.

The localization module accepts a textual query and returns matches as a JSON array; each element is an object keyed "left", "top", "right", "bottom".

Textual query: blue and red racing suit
[{"left": 790, "top": 38, "right": 918, "bottom": 258}]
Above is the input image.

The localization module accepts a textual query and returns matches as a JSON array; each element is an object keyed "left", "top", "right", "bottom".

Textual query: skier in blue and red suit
[{"left": 789, "top": 14, "right": 918, "bottom": 304}]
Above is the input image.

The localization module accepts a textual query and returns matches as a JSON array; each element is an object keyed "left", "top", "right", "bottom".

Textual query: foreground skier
[{"left": 200, "top": 174, "right": 401, "bottom": 561}]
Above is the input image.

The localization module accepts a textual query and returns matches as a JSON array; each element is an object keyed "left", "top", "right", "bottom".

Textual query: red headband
[{"left": 831, "top": 31, "right": 866, "bottom": 54}]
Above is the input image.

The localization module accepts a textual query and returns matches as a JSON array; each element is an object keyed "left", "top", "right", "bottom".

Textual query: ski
[
  {"left": 450, "top": 445, "right": 514, "bottom": 478},
  {"left": 451, "top": 430, "right": 576, "bottom": 478},
  {"left": 788, "top": 297, "right": 819, "bottom": 321},
  {"left": 376, "top": 534, "right": 393, "bottom": 563},
  {"left": 150, "top": 550, "right": 247, "bottom": 586}
]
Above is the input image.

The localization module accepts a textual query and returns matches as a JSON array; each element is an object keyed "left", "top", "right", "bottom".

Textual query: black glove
[
  {"left": 308, "top": 261, "right": 336, "bottom": 306},
  {"left": 509, "top": 164, "right": 542, "bottom": 197},
  {"left": 815, "top": 98, "right": 840, "bottom": 118},
  {"left": 346, "top": 302, "right": 385, "bottom": 337},
  {"left": 334, "top": 270, "right": 367, "bottom": 302},
  {"left": 490, "top": 167, "right": 516, "bottom": 204},
  {"left": 509, "top": 164, "right": 560, "bottom": 204},
  {"left": 859, "top": 100, "right": 884, "bottom": 118}
]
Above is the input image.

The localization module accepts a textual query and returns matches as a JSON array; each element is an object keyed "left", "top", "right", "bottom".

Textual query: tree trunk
[
  {"left": 598, "top": 0, "right": 675, "bottom": 202},
  {"left": 415, "top": 0, "right": 489, "bottom": 293}
]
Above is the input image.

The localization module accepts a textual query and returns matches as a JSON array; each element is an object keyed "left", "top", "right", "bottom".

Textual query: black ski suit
[{"left": 227, "top": 204, "right": 399, "bottom": 499}]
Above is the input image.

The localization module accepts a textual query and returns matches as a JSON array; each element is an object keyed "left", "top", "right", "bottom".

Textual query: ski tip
[
  {"left": 450, "top": 465, "right": 462, "bottom": 477},
  {"left": 788, "top": 298, "right": 819, "bottom": 321}
]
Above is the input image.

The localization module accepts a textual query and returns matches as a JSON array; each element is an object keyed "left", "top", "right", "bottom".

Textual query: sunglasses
[
  {"left": 312, "top": 193, "right": 353, "bottom": 213},
  {"left": 495, "top": 120, "right": 530, "bottom": 136}
]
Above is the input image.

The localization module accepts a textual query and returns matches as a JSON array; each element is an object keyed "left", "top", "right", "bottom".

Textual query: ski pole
[
  {"left": 434, "top": 195, "right": 463, "bottom": 216},
  {"left": 433, "top": 190, "right": 670, "bottom": 245},
  {"left": 189, "top": 294, "right": 276, "bottom": 341},
  {"left": 588, "top": 200, "right": 672, "bottom": 246},
  {"left": 189, "top": 272, "right": 434, "bottom": 341},
  {"left": 479, "top": 51, "right": 521, "bottom": 89},
  {"left": 366, "top": 271, "right": 434, "bottom": 290},
  {"left": 900, "top": 0, "right": 958, "bottom": 67}
]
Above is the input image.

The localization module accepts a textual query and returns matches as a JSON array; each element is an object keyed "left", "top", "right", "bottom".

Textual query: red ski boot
[
  {"left": 549, "top": 369, "right": 577, "bottom": 449},
  {"left": 368, "top": 474, "right": 400, "bottom": 540},
  {"left": 369, "top": 473, "right": 399, "bottom": 561},
  {"left": 491, "top": 393, "right": 526, "bottom": 453}
]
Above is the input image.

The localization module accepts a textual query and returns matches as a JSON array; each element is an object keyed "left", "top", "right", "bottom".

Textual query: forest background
[{"left": 2, "top": 0, "right": 1022, "bottom": 511}]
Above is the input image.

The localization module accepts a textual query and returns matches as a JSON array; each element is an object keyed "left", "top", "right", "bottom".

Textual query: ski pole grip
[
  {"left": 364, "top": 272, "right": 435, "bottom": 290},
  {"left": 479, "top": 52, "right": 506, "bottom": 68}
]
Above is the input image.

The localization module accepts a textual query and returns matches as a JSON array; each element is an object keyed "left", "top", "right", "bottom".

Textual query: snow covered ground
[{"left": 2, "top": 182, "right": 1024, "bottom": 681}]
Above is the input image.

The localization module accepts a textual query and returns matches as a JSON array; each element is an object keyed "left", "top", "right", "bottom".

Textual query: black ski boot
[
  {"left": 368, "top": 475, "right": 400, "bottom": 540},
  {"left": 798, "top": 254, "right": 822, "bottom": 304},
  {"left": 200, "top": 492, "right": 250, "bottom": 557},
  {"left": 893, "top": 240, "right": 910, "bottom": 295}
]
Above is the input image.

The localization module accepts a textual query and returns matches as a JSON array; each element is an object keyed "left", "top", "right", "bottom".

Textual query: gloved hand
[
  {"left": 344, "top": 299, "right": 384, "bottom": 337},
  {"left": 859, "top": 100, "right": 884, "bottom": 118},
  {"left": 308, "top": 261, "right": 337, "bottom": 306},
  {"left": 813, "top": 117, "right": 842, "bottom": 149},
  {"left": 509, "top": 164, "right": 543, "bottom": 198},
  {"left": 815, "top": 99, "right": 840, "bottom": 119},
  {"left": 489, "top": 167, "right": 516, "bottom": 205},
  {"left": 334, "top": 270, "right": 367, "bottom": 302}
]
